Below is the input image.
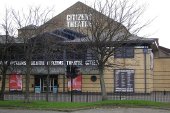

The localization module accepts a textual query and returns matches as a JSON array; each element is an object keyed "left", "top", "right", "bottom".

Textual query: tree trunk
[
  {"left": 25, "top": 60, "right": 31, "bottom": 103},
  {"left": 25, "top": 74, "right": 30, "bottom": 103},
  {"left": 45, "top": 59, "right": 50, "bottom": 102},
  {"left": 99, "top": 65, "right": 108, "bottom": 101},
  {"left": 0, "top": 71, "right": 7, "bottom": 100},
  {"left": 46, "top": 74, "right": 50, "bottom": 102}
]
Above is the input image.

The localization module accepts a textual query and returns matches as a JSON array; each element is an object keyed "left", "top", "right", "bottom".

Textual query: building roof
[
  {"left": 0, "top": 35, "right": 23, "bottom": 43},
  {"left": 30, "top": 28, "right": 158, "bottom": 48},
  {"left": 33, "top": 1, "right": 158, "bottom": 48},
  {"left": 159, "top": 46, "right": 170, "bottom": 53},
  {"left": 157, "top": 46, "right": 170, "bottom": 57},
  {"left": 38, "top": 1, "right": 126, "bottom": 33},
  {"left": 1, "top": 27, "right": 158, "bottom": 49},
  {"left": 19, "top": 24, "right": 38, "bottom": 30},
  {"left": 1, "top": 1, "right": 158, "bottom": 49}
]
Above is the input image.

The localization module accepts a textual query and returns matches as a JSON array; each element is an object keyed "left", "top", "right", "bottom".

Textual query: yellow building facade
[{"left": 0, "top": 2, "right": 170, "bottom": 94}]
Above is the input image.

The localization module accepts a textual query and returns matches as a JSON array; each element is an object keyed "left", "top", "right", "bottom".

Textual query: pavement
[{"left": 0, "top": 108, "right": 170, "bottom": 113}]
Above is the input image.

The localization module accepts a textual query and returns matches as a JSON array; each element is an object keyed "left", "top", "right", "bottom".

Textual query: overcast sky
[{"left": 0, "top": 0, "right": 169, "bottom": 48}]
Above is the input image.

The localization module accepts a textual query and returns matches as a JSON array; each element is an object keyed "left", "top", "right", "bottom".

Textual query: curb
[{"left": 0, "top": 106, "right": 170, "bottom": 112}]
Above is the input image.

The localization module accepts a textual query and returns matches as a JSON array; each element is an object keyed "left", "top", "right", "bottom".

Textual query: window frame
[{"left": 114, "top": 47, "right": 134, "bottom": 58}]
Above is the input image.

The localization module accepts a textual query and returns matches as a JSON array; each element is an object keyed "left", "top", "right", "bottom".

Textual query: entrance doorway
[
  {"left": 34, "top": 75, "right": 58, "bottom": 93},
  {"left": 42, "top": 78, "right": 55, "bottom": 92}
]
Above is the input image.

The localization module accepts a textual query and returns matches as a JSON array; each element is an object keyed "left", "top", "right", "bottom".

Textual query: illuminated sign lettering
[
  {"left": 6, "top": 60, "right": 96, "bottom": 66},
  {"left": 67, "top": 14, "right": 91, "bottom": 27}
]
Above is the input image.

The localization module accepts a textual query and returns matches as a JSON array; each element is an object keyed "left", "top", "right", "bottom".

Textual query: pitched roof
[
  {"left": 159, "top": 46, "right": 170, "bottom": 53},
  {"left": 35, "top": 28, "right": 157, "bottom": 47},
  {"left": 14, "top": 1, "right": 159, "bottom": 49},
  {"left": 19, "top": 24, "right": 38, "bottom": 30},
  {"left": 37, "top": 1, "right": 123, "bottom": 33},
  {"left": 29, "top": 28, "right": 86, "bottom": 42}
]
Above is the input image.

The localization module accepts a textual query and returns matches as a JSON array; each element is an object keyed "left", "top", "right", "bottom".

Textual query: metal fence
[{"left": 4, "top": 91, "right": 170, "bottom": 102}]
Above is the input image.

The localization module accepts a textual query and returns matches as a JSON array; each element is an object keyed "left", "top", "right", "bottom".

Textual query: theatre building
[{"left": 0, "top": 2, "right": 170, "bottom": 94}]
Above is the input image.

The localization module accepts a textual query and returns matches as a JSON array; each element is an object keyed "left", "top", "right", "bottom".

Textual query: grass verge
[{"left": 0, "top": 100, "right": 170, "bottom": 110}]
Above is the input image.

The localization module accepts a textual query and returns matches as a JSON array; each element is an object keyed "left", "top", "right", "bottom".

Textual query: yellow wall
[
  {"left": 1, "top": 48, "right": 164, "bottom": 93},
  {"left": 22, "top": 75, "right": 35, "bottom": 92},
  {"left": 0, "top": 74, "right": 34, "bottom": 92},
  {"left": 58, "top": 75, "right": 67, "bottom": 92},
  {"left": 72, "top": 48, "right": 154, "bottom": 93},
  {"left": 154, "top": 58, "right": 170, "bottom": 91},
  {"left": 82, "top": 75, "right": 100, "bottom": 92},
  {"left": 111, "top": 49, "right": 153, "bottom": 93},
  {"left": 57, "top": 74, "right": 101, "bottom": 92}
]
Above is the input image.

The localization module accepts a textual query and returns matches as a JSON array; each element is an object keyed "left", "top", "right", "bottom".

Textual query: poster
[
  {"left": 9, "top": 73, "right": 22, "bottom": 91},
  {"left": 68, "top": 74, "right": 82, "bottom": 91},
  {"left": 115, "top": 70, "right": 134, "bottom": 92}
]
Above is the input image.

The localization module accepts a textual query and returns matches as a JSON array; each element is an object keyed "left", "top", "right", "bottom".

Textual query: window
[
  {"left": 114, "top": 47, "right": 134, "bottom": 58},
  {"left": 86, "top": 49, "right": 96, "bottom": 60}
]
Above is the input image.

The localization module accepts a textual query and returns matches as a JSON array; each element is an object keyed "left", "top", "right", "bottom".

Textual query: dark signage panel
[{"left": 115, "top": 70, "right": 134, "bottom": 92}]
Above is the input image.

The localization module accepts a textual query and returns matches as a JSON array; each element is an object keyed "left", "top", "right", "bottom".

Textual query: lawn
[{"left": 0, "top": 100, "right": 170, "bottom": 110}]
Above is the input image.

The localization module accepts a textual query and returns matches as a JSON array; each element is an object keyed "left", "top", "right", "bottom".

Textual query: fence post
[
  {"left": 164, "top": 90, "right": 166, "bottom": 95},
  {"left": 119, "top": 91, "right": 122, "bottom": 100},
  {"left": 55, "top": 92, "right": 58, "bottom": 101},
  {"left": 86, "top": 91, "right": 88, "bottom": 102},
  {"left": 154, "top": 91, "right": 157, "bottom": 102},
  {"left": 70, "top": 77, "right": 73, "bottom": 102}
]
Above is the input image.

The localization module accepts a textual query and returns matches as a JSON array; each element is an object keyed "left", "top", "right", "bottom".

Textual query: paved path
[{"left": 0, "top": 108, "right": 170, "bottom": 113}]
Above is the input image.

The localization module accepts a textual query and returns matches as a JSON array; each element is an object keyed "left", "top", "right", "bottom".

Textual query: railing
[{"left": 4, "top": 91, "right": 170, "bottom": 102}]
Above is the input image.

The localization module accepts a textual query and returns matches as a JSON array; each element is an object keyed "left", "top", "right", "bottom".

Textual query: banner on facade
[
  {"left": 115, "top": 70, "right": 134, "bottom": 92},
  {"left": 68, "top": 74, "right": 82, "bottom": 91},
  {"left": 9, "top": 73, "right": 22, "bottom": 91}
]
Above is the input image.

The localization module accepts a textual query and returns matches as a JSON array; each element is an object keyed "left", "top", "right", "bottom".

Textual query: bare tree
[
  {"left": 77, "top": 0, "right": 151, "bottom": 100},
  {"left": 12, "top": 7, "right": 53, "bottom": 102},
  {"left": 0, "top": 9, "right": 16, "bottom": 100},
  {"left": 32, "top": 31, "right": 66, "bottom": 102}
]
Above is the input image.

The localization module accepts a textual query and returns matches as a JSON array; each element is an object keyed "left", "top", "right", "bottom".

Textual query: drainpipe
[
  {"left": 63, "top": 49, "right": 66, "bottom": 92},
  {"left": 143, "top": 47, "right": 147, "bottom": 94}
]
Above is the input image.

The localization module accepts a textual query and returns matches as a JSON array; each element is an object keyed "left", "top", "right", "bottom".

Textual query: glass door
[
  {"left": 34, "top": 76, "right": 41, "bottom": 93},
  {"left": 42, "top": 78, "right": 54, "bottom": 92},
  {"left": 34, "top": 75, "right": 58, "bottom": 93}
]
